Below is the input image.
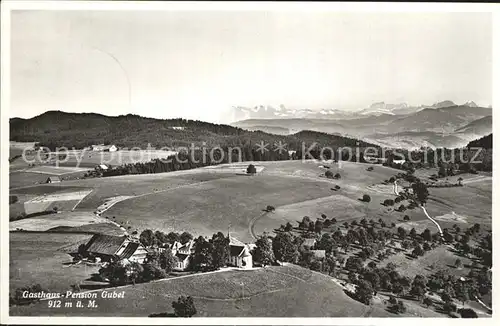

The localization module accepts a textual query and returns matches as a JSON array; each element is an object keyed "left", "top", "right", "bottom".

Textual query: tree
[
  {"left": 383, "top": 199, "right": 395, "bottom": 206},
  {"left": 300, "top": 216, "right": 311, "bottom": 230},
  {"left": 403, "top": 215, "right": 410, "bottom": 221},
  {"left": 355, "top": 280, "right": 374, "bottom": 305},
  {"left": 409, "top": 228, "right": 417, "bottom": 238},
  {"left": 272, "top": 232, "right": 299, "bottom": 263},
  {"left": 410, "top": 275, "right": 427, "bottom": 301},
  {"left": 265, "top": 205, "right": 275, "bottom": 212},
  {"left": 362, "top": 194, "right": 371, "bottom": 203},
  {"left": 457, "top": 177, "right": 463, "bottom": 186},
  {"left": 210, "top": 232, "right": 229, "bottom": 270},
  {"left": 139, "top": 229, "right": 156, "bottom": 247},
  {"left": 423, "top": 297, "right": 433, "bottom": 307},
  {"left": 438, "top": 165, "right": 448, "bottom": 178},
  {"left": 421, "top": 228, "right": 432, "bottom": 242},
  {"left": 172, "top": 296, "right": 197, "bottom": 317},
  {"left": 412, "top": 245, "right": 424, "bottom": 257},
  {"left": 345, "top": 257, "right": 363, "bottom": 272},
  {"left": 159, "top": 249, "right": 176, "bottom": 273},
  {"left": 458, "top": 308, "right": 478, "bottom": 318},
  {"left": 325, "top": 170, "right": 334, "bottom": 179},
  {"left": 397, "top": 227, "right": 407, "bottom": 239},
  {"left": 191, "top": 236, "right": 214, "bottom": 272},
  {"left": 246, "top": 164, "right": 257, "bottom": 175},
  {"left": 455, "top": 259, "right": 463, "bottom": 269},
  {"left": 412, "top": 182, "right": 429, "bottom": 205},
  {"left": 284, "top": 222, "right": 293, "bottom": 232},
  {"left": 334, "top": 173, "right": 341, "bottom": 179},
  {"left": 154, "top": 231, "right": 168, "bottom": 245},
  {"left": 166, "top": 232, "right": 180, "bottom": 244},
  {"left": 180, "top": 232, "right": 193, "bottom": 244},
  {"left": 141, "top": 263, "right": 167, "bottom": 282},
  {"left": 314, "top": 219, "right": 324, "bottom": 233},
  {"left": 254, "top": 235, "right": 275, "bottom": 266}
]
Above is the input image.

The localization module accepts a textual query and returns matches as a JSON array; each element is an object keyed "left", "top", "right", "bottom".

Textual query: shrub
[
  {"left": 334, "top": 173, "right": 341, "bottom": 179},
  {"left": 172, "top": 296, "right": 197, "bottom": 317},
  {"left": 398, "top": 205, "right": 406, "bottom": 212},
  {"left": 403, "top": 215, "right": 410, "bottom": 221},
  {"left": 335, "top": 185, "right": 340, "bottom": 190},
  {"left": 9, "top": 195, "right": 18, "bottom": 205},
  {"left": 383, "top": 199, "right": 395, "bottom": 206},
  {"left": 325, "top": 170, "right": 334, "bottom": 179},
  {"left": 265, "top": 205, "right": 275, "bottom": 212},
  {"left": 10, "top": 284, "right": 48, "bottom": 306},
  {"left": 366, "top": 166, "right": 374, "bottom": 171},
  {"left": 362, "top": 194, "right": 371, "bottom": 203},
  {"left": 458, "top": 308, "right": 478, "bottom": 318},
  {"left": 246, "top": 164, "right": 257, "bottom": 174}
]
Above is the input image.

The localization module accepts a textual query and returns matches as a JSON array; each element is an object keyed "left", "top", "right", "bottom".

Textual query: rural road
[{"left": 393, "top": 180, "right": 443, "bottom": 236}]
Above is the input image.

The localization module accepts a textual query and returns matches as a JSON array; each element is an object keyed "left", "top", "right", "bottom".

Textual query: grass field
[
  {"left": 9, "top": 211, "right": 111, "bottom": 232},
  {"left": 9, "top": 160, "right": 491, "bottom": 242},
  {"left": 9, "top": 232, "right": 96, "bottom": 294},
  {"left": 378, "top": 245, "right": 473, "bottom": 279},
  {"left": 10, "top": 264, "right": 393, "bottom": 317},
  {"left": 10, "top": 170, "right": 87, "bottom": 189}
]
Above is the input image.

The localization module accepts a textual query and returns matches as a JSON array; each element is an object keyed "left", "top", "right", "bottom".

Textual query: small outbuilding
[{"left": 46, "top": 176, "right": 61, "bottom": 183}]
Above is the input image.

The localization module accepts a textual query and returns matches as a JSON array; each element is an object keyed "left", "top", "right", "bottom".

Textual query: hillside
[
  {"left": 455, "top": 115, "right": 492, "bottom": 136},
  {"left": 467, "top": 133, "right": 492, "bottom": 149},
  {"left": 10, "top": 111, "right": 376, "bottom": 151},
  {"left": 11, "top": 264, "right": 393, "bottom": 317}
]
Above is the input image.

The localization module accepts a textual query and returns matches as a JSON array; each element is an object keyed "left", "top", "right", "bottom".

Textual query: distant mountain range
[
  {"left": 231, "top": 101, "right": 492, "bottom": 149},
  {"left": 231, "top": 100, "right": 483, "bottom": 121}
]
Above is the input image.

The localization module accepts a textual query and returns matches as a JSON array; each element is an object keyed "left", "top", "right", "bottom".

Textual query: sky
[{"left": 11, "top": 10, "right": 492, "bottom": 123}]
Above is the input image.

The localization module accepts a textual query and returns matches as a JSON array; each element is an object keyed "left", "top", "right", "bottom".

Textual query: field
[
  {"left": 8, "top": 158, "right": 493, "bottom": 317},
  {"left": 10, "top": 264, "right": 393, "bottom": 317},
  {"left": 9, "top": 211, "right": 113, "bottom": 232},
  {"left": 9, "top": 160, "right": 492, "bottom": 242},
  {"left": 378, "top": 245, "right": 473, "bottom": 279},
  {"left": 9, "top": 232, "right": 97, "bottom": 294}
]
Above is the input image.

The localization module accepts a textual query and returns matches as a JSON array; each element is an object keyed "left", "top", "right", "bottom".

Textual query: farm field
[
  {"left": 54, "top": 149, "right": 179, "bottom": 168},
  {"left": 10, "top": 264, "right": 393, "bottom": 317},
  {"left": 9, "top": 211, "right": 111, "bottom": 232},
  {"left": 9, "top": 160, "right": 492, "bottom": 243},
  {"left": 378, "top": 245, "right": 473, "bottom": 279},
  {"left": 10, "top": 170, "right": 87, "bottom": 189},
  {"left": 9, "top": 232, "right": 96, "bottom": 294}
]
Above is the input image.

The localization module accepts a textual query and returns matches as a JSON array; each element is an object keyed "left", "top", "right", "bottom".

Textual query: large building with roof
[
  {"left": 228, "top": 236, "right": 253, "bottom": 269},
  {"left": 83, "top": 234, "right": 148, "bottom": 263}
]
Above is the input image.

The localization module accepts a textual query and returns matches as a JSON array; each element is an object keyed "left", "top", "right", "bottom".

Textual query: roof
[
  {"left": 229, "top": 236, "right": 247, "bottom": 257},
  {"left": 229, "top": 237, "right": 246, "bottom": 247},
  {"left": 85, "top": 234, "right": 127, "bottom": 256},
  {"left": 310, "top": 250, "right": 326, "bottom": 259},
  {"left": 238, "top": 246, "right": 252, "bottom": 258},
  {"left": 119, "top": 242, "right": 140, "bottom": 259},
  {"left": 302, "top": 238, "right": 317, "bottom": 247},
  {"left": 230, "top": 246, "right": 245, "bottom": 257},
  {"left": 176, "top": 253, "right": 190, "bottom": 261},
  {"left": 47, "top": 176, "right": 61, "bottom": 182}
]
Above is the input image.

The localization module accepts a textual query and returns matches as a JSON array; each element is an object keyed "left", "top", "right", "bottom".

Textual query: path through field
[{"left": 394, "top": 180, "right": 443, "bottom": 235}]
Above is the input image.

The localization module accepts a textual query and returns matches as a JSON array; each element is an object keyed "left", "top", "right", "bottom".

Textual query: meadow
[
  {"left": 9, "top": 232, "right": 96, "bottom": 294},
  {"left": 10, "top": 264, "right": 392, "bottom": 317}
]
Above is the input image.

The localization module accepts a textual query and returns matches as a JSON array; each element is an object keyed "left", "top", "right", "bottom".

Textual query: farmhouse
[
  {"left": 83, "top": 234, "right": 148, "bottom": 263},
  {"left": 172, "top": 240, "right": 194, "bottom": 271},
  {"left": 46, "top": 176, "right": 61, "bottom": 183},
  {"left": 228, "top": 237, "right": 253, "bottom": 269},
  {"left": 310, "top": 250, "right": 326, "bottom": 260},
  {"left": 91, "top": 144, "right": 118, "bottom": 152},
  {"left": 301, "top": 238, "right": 317, "bottom": 249}
]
